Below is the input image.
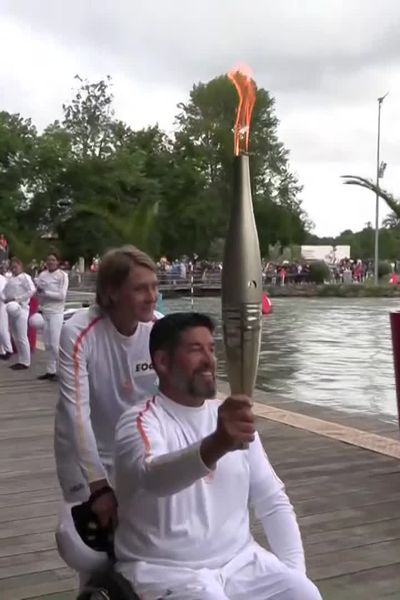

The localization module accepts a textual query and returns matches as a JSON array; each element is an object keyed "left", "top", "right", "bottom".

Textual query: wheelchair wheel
[
  {"left": 77, "top": 569, "right": 140, "bottom": 600},
  {"left": 79, "top": 592, "right": 110, "bottom": 600}
]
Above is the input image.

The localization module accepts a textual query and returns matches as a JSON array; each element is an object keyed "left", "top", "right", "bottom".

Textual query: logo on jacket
[{"left": 135, "top": 362, "right": 154, "bottom": 372}]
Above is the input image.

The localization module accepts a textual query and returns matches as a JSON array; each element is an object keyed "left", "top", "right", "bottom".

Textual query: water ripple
[{"left": 165, "top": 296, "right": 399, "bottom": 421}]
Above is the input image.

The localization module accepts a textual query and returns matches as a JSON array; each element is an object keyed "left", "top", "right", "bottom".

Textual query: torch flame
[{"left": 228, "top": 64, "right": 256, "bottom": 156}]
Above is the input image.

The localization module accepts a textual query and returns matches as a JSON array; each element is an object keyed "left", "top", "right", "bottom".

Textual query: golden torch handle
[{"left": 221, "top": 154, "right": 263, "bottom": 440}]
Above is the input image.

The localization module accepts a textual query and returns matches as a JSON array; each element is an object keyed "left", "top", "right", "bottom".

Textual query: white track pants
[
  {"left": 43, "top": 312, "right": 64, "bottom": 374},
  {"left": 117, "top": 542, "right": 322, "bottom": 600},
  {"left": 0, "top": 302, "right": 12, "bottom": 354},
  {"left": 9, "top": 307, "right": 30, "bottom": 366}
]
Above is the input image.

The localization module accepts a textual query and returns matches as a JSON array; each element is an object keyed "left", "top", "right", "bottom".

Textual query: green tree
[
  {"left": 56, "top": 80, "right": 164, "bottom": 260},
  {"left": 21, "top": 123, "right": 73, "bottom": 234},
  {"left": 342, "top": 175, "right": 400, "bottom": 220},
  {"left": 0, "top": 74, "right": 311, "bottom": 263},
  {"left": 73, "top": 199, "right": 160, "bottom": 257},
  {"left": 62, "top": 75, "right": 126, "bottom": 159},
  {"left": 173, "top": 75, "right": 309, "bottom": 256},
  {"left": 57, "top": 213, "right": 120, "bottom": 262},
  {"left": 307, "top": 224, "right": 400, "bottom": 262},
  {"left": 156, "top": 149, "right": 212, "bottom": 256},
  {"left": 0, "top": 111, "right": 37, "bottom": 232},
  {"left": 309, "top": 261, "right": 331, "bottom": 283},
  {"left": 383, "top": 212, "right": 400, "bottom": 229}
]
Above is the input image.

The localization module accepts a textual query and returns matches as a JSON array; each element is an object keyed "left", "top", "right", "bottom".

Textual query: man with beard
[{"left": 113, "top": 312, "right": 321, "bottom": 600}]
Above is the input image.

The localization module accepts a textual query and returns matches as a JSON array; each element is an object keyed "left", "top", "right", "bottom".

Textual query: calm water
[{"left": 164, "top": 296, "right": 399, "bottom": 422}]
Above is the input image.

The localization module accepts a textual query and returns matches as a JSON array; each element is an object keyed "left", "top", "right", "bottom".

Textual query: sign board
[{"left": 300, "top": 245, "right": 351, "bottom": 263}]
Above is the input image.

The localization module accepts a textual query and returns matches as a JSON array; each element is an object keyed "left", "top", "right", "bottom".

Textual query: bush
[
  {"left": 378, "top": 260, "right": 392, "bottom": 279},
  {"left": 309, "top": 261, "right": 331, "bottom": 284}
]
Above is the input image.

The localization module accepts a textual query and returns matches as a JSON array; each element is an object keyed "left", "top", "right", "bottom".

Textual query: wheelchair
[{"left": 77, "top": 567, "right": 139, "bottom": 600}]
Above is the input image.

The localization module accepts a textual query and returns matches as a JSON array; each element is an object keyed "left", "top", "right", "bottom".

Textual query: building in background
[{"left": 300, "top": 245, "right": 351, "bottom": 264}]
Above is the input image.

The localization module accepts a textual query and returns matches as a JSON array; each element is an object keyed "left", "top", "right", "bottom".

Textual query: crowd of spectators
[{"left": 0, "top": 236, "right": 396, "bottom": 288}]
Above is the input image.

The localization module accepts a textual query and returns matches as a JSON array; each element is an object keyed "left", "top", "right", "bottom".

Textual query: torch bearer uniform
[
  {"left": 0, "top": 273, "right": 13, "bottom": 356},
  {"left": 36, "top": 268, "right": 69, "bottom": 375},
  {"left": 3, "top": 272, "right": 35, "bottom": 366},
  {"left": 113, "top": 394, "right": 321, "bottom": 600},
  {"left": 54, "top": 306, "right": 161, "bottom": 504}
]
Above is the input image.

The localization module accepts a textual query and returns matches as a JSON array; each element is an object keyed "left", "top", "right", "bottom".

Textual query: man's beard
[
  {"left": 187, "top": 370, "right": 216, "bottom": 400},
  {"left": 170, "top": 365, "right": 217, "bottom": 401}
]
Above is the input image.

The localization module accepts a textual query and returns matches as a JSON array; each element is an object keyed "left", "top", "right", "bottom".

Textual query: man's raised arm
[
  {"left": 115, "top": 401, "right": 213, "bottom": 497},
  {"left": 115, "top": 395, "right": 257, "bottom": 497}
]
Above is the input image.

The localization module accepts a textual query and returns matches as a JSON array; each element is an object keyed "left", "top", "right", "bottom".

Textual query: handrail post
[{"left": 390, "top": 311, "right": 400, "bottom": 429}]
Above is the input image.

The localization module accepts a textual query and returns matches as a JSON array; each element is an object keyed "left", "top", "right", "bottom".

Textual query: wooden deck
[{"left": 1, "top": 354, "right": 400, "bottom": 599}]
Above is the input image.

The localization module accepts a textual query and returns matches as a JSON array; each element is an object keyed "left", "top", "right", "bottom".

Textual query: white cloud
[{"left": 1, "top": 0, "right": 400, "bottom": 235}]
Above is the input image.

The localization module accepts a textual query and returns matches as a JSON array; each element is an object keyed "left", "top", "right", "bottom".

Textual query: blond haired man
[{"left": 54, "top": 246, "right": 160, "bottom": 531}]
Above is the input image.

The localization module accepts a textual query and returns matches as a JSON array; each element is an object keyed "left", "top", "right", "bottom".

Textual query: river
[{"left": 164, "top": 296, "right": 399, "bottom": 423}]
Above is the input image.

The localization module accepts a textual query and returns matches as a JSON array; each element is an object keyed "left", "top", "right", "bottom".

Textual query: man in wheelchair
[{"left": 58, "top": 312, "right": 321, "bottom": 599}]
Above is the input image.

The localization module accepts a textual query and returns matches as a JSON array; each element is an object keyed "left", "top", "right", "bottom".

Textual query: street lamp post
[{"left": 374, "top": 92, "right": 388, "bottom": 285}]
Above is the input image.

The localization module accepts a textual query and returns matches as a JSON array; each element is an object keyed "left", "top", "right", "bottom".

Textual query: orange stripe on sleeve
[
  {"left": 71, "top": 316, "right": 103, "bottom": 480},
  {"left": 136, "top": 396, "right": 156, "bottom": 458}
]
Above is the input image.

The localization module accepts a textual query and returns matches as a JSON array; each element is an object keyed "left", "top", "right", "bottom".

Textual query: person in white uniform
[
  {"left": 54, "top": 245, "right": 160, "bottom": 536},
  {"left": 3, "top": 258, "right": 35, "bottom": 370},
  {"left": 114, "top": 313, "right": 322, "bottom": 600},
  {"left": 35, "top": 252, "right": 69, "bottom": 380},
  {"left": 0, "top": 264, "right": 13, "bottom": 360}
]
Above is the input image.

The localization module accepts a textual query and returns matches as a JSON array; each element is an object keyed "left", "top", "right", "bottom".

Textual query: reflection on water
[{"left": 165, "top": 296, "right": 399, "bottom": 421}]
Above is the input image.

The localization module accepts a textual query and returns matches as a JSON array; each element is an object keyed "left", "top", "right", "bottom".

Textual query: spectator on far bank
[
  {"left": 90, "top": 256, "right": 99, "bottom": 273},
  {"left": 0, "top": 233, "right": 8, "bottom": 250},
  {"left": 0, "top": 233, "right": 8, "bottom": 260}
]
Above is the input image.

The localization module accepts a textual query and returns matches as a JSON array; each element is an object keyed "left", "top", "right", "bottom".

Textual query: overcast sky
[{"left": 1, "top": 0, "right": 400, "bottom": 236}]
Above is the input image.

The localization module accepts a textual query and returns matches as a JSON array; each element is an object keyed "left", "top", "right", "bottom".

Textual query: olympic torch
[{"left": 222, "top": 66, "right": 262, "bottom": 399}]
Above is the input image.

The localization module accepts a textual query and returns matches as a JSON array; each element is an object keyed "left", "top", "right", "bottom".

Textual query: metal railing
[
  {"left": 67, "top": 270, "right": 223, "bottom": 291},
  {"left": 67, "top": 269, "right": 371, "bottom": 292}
]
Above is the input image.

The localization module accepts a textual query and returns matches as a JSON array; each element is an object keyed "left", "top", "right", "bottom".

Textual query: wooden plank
[
  {"left": 0, "top": 428, "right": 54, "bottom": 442},
  {"left": 2, "top": 577, "right": 77, "bottom": 600},
  {"left": 299, "top": 500, "right": 400, "bottom": 535},
  {"left": 252, "top": 516, "right": 400, "bottom": 558},
  {"left": 0, "top": 501, "right": 59, "bottom": 524},
  {"left": 286, "top": 475, "right": 400, "bottom": 502},
  {"left": 0, "top": 516, "right": 58, "bottom": 540},
  {"left": 0, "top": 457, "right": 55, "bottom": 475},
  {"left": 0, "top": 436, "right": 53, "bottom": 457},
  {"left": 32, "top": 593, "right": 76, "bottom": 600},
  {"left": 0, "top": 488, "right": 61, "bottom": 509},
  {"left": 306, "top": 518, "right": 400, "bottom": 554},
  {"left": 316, "top": 563, "right": 400, "bottom": 600},
  {"left": 277, "top": 462, "right": 400, "bottom": 483},
  {"left": 0, "top": 532, "right": 58, "bottom": 559},
  {"left": 1, "top": 567, "right": 72, "bottom": 592},
  {"left": 0, "top": 472, "right": 56, "bottom": 495},
  {"left": 310, "top": 539, "right": 400, "bottom": 579},
  {"left": 0, "top": 549, "right": 67, "bottom": 579},
  {"left": 295, "top": 489, "right": 400, "bottom": 517}
]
